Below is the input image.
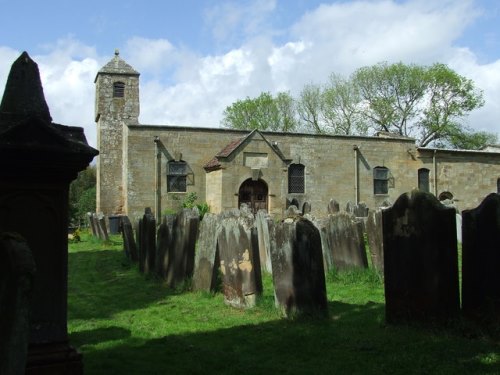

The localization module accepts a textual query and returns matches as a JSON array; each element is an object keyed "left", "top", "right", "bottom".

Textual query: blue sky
[{"left": 1, "top": 0, "right": 499, "bottom": 148}]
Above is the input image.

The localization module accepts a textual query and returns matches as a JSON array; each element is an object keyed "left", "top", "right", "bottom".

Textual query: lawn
[{"left": 68, "top": 233, "right": 499, "bottom": 374}]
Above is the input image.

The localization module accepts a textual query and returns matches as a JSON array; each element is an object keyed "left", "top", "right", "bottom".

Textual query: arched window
[
  {"left": 167, "top": 160, "right": 187, "bottom": 192},
  {"left": 113, "top": 81, "right": 125, "bottom": 98},
  {"left": 373, "top": 166, "right": 389, "bottom": 195},
  {"left": 288, "top": 163, "right": 305, "bottom": 194},
  {"left": 418, "top": 168, "right": 430, "bottom": 193}
]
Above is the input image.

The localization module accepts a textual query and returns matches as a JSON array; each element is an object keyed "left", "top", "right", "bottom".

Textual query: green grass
[{"left": 68, "top": 233, "right": 500, "bottom": 374}]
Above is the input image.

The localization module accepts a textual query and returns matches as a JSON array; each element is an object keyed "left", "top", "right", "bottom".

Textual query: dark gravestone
[
  {"left": 462, "top": 193, "right": 500, "bottom": 320},
  {"left": 366, "top": 209, "right": 384, "bottom": 273},
  {"left": 0, "top": 52, "right": 97, "bottom": 374},
  {"left": 286, "top": 198, "right": 299, "bottom": 209},
  {"left": 155, "top": 214, "right": 176, "bottom": 279},
  {"left": 139, "top": 209, "right": 156, "bottom": 274},
  {"left": 323, "top": 212, "right": 368, "bottom": 270},
  {"left": 383, "top": 191, "right": 460, "bottom": 324},
  {"left": 87, "top": 212, "right": 97, "bottom": 237},
  {"left": 327, "top": 199, "right": 340, "bottom": 215},
  {"left": 271, "top": 218, "right": 327, "bottom": 316},
  {"left": 217, "top": 209, "right": 262, "bottom": 308},
  {"left": 0, "top": 233, "right": 36, "bottom": 375},
  {"left": 255, "top": 209, "right": 272, "bottom": 273},
  {"left": 192, "top": 213, "right": 221, "bottom": 292},
  {"left": 164, "top": 208, "right": 200, "bottom": 288},
  {"left": 301, "top": 201, "right": 311, "bottom": 215},
  {"left": 121, "top": 216, "right": 138, "bottom": 262}
]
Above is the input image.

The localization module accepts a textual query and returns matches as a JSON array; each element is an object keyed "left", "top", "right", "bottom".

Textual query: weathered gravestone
[
  {"left": 255, "top": 209, "right": 273, "bottom": 273},
  {"left": 287, "top": 198, "right": 300, "bottom": 210},
  {"left": 121, "top": 216, "right": 138, "bottom": 262},
  {"left": 87, "top": 212, "right": 98, "bottom": 237},
  {"left": 163, "top": 208, "right": 200, "bottom": 288},
  {"left": 0, "top": 52, "right": 97, "bottom": 374},
  {"left": 366, "top": 209, "right": 384, "bottom": 273},
  {"left": 270, "top": 217, "right": 327, "bottom": 316},
  {"left": 285, "top": 204, "right": 302, "bottom": 218},
  {"left": 383, "top": 191, "right": 460, "bottom": 324},
  {"left": 353, "top": 202, "right": 369, "bottom": 218},
  {"left": 462, "top": 193, "right": 500, "bottom": 321},
  {"left": 217, "top": 208, "right": 262, "bottom": 308},
  {"left": 322, "top": 212, "right": 368, "bottom": 270},
  {"left": 155, "top": 214, "right": 175, "bottom": 278},
  {"left": 327, "top": 199, "right": 340, "bottom": 215},
  {"left": 138, "top": 208, "right": 156, "bottom": 274},
  {"left": 96, "top": 212, "right": 109, "bottom": 241},
  {"left": 345, "top": 201, "right": 355, "bottom": 215},
  {"left": 0, "top": 233, "right": 36, "bottom": 375},
  {"left": 192, "top": 213, "right": 221, "bottom": 292},
  {"left": 301, "top": 201, "right": 311, "bottom": 215}
]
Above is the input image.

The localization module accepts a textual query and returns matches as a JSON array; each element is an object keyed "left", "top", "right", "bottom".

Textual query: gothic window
[
  {"left": 113, "top": 81, "right": 125, "bottom": 98},
  {"left": 167, "top": 160, "right": 187, "bottom": 192},
  {"left": 373, "top": 166, "right": 389, "bottom": 195},
  {"left": 418, "top": 168, "right": 430, "bottom": 192},
  {"left": 288, "top": 163, "right": 305, "bottom": 194}
]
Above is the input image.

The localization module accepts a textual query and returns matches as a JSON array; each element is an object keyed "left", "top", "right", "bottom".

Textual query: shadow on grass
[
  {"left": 68, "top": 249, "right": 174, "bottom": 320},
  {"left": 72, "top": 300, "right": 499, "bottom": 375}
]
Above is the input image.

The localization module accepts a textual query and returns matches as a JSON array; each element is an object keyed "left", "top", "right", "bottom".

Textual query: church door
[{"left": 238, "top": 179, "right": 268, "bottom": 214}]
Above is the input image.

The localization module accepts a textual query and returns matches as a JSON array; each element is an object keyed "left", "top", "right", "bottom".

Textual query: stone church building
[{"left": 95, "top": 52, "right": 500, "bottom": 220}]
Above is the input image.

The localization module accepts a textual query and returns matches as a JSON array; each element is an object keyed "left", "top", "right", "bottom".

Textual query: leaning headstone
[
  {"left": 383, "top": 191, "right": 460, "bottom": 324},
  {"left": 0, "top": 52, "right": 97, "bottom": 373},
  {"left": 121, "top": 216, "right": 138, "bottom": 262},
  {"left": 217, "top": 209, "right": 262, "bottom": 308},
  {"left": 462, "top": 193, "right": 500, "bottom": 321},
  {"left": 255, "top": 210, "right": 273, "bottom": 273},
  {"left": 312, "top": 218, "right": 334, "bottom": 272},
  {"left": 192, "top": 213, "right": 221, "bottom": 292},
  {"left": 87, "top": 212, "right": 97, "bottom": 237},
  {"left": 155, "top": 214, "right": 175, "bottom": 278},
  {"left": 270, "top": 217, "right": 327, "bottom": 316},
  {"left": 96, "top": 212, "right": 109, "bottom": 241},
  {"left": 327, "top": 199, "right": 340, "bottom": 215},
  {"left": 301, "top": 201, "right": 311, "bottom": 215},
  {"left": 322, "top": 212, "right": 368, "bottom": 270},
  {"left": 164, "top": 208, "right": 200, "bottom": 288},
  {"left": 366, "top": 209, "right": 384, "bottom": 273},
  {"left": 0, "top": 233, "right": 36, "bottom": 375}
]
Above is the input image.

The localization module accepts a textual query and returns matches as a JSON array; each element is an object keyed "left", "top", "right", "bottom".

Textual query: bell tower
[{"left": 95, "top": 50, "right": 140, "bottom": 215}]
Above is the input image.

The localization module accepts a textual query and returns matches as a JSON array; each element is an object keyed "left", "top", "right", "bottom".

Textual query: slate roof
[
  {"left": 95, "top": 50, "right": 139, "bottom": 79},
  {"left": 203, "top": 135, "right": 247, "bottom": 171}
]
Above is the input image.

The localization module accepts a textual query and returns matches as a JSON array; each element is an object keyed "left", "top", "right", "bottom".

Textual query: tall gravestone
[
  {"left": 0, "top": 233, "right": 36, "bottom": 375},
  {"left": 255, "top": 210, "right": 273, "bottom": 273},
  {"left": 121, "top": 216, "right": 138, "bottom": 262},
  {"left": 271, "top": 217, "right": 327, "bottom": 316},
  {"left": 462, "top": 193, "right": 500, "bottom": 321},
  {"left": 138, "top": 208, "right": 156, "bottom": 274},
  {"left": 217, "top": 209, "right": 262, "bottom": 308},
  {"left": 383, "top": 191, "right": 459, "bottom": 324},
  {"left": 327, "top": 199, "right": 340, "bottom": 215},
  {"left": 192, "top": 213, "right": 221, "bottom": 292},
  {"left": 366, "top": 209, "right": 384, "bottom": 273},
  {"left": 0, "top": 52, "right": 97, "bottom": 373}
]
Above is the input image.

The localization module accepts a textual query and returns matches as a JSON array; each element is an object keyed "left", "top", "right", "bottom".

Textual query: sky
[{"left": 0, "top": 0, "right": 499, "bottom": 148}]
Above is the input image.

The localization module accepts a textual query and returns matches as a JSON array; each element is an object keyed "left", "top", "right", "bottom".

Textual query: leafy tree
[
  {"left": 297, "top": 83, "right": 323, "bottom": 134},
  {"left": 69, "top": 166, "right": 96, "bottom": 226},
  {"left": 222, "top": 91, "right": 298, "bottom": 132}
]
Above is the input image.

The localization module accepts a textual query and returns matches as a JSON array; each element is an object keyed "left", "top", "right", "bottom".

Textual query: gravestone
[
  {"left": 0, "top": 52, "right": 97, "bottom": 374},
  {"left": 87, "top": 212, "right": 97, "bottom": 237},
  {"left": 322, "top": 212, "right": 368, "bottom": 270},
  {"left": 285, "top": 205, "right": 301, "bottom": 219},
  {"left": 96, "top": 212, "right": 109, "bottom": 241},
  {"left": 345, "top": 201, "right": 355, "bottom": 215},
  {"left": 383, "top": 191, "right": 460, "bottom": 324},
  {"left": 270, "top": 217, "right": 327, "bottom": 316},
  {"left": 286, "top": 198, "right": 300, "bottom": 210},
  {"left": 139, "top": 209, "right": 156, "bottom": 274},
  {"left": 192, "top": 213, "right": 221, "bottom": 292},
  {"left": 164, "top": 208, "right": 200, "bottom": 288},
  {"left": 462, "top": 193, "right": 500, "bottom": 320},
  {"left": 155, "top": 214, "right": 174, "bottom": 278},
  {"left": 353, "top": 202, "right": 369, "bottom": 218},
  {"left": 255, "top": 210, "right": 273, "bottom": 273},
  {"left": 366, "top": 209, "right": 384, "bottom": 273},
  {"left": 121, "top": 216, "right": 138, "bottom": 262},
  {"left": 327, "top": 199, "right": 340, "bottom": 215},
  {"left": 0, "top": 233, "right": 36, "bottom": 375},
  {"left": 301, "top": 201, "right": 311, "bottom": 215},
  {"left": 217, "top": 209, "right": 262, "bottom": 308}
]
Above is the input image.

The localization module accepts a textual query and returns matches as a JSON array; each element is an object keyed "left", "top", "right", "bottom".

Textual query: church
[{"left": 95, "top": 51, "right": 500, "bottom": 220}]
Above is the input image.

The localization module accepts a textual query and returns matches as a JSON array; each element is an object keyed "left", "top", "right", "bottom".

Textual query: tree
[
  {"left": 221, "top": 92, "right": 298, "bottom": 132},
  {"left": 69, "top": 166, "right": 96, "bottom": 226},
  {"left": 297, "top": 83, "right": 323, "bottom": 134}
]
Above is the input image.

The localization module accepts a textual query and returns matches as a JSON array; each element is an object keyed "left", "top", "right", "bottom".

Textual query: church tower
[{"left": 95, "top": 50, "right": 140, "bottom": 215}]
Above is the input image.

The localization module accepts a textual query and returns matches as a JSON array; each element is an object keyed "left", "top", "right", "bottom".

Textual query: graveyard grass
[{"left": 68, "top": 233, "right": 499, "bottom": 375}]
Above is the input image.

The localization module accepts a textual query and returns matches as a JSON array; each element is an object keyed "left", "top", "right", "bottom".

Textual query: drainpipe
[
  {"left": 154, "top": 136, "right": 161, "bottom": 222},
  {"left": 353, "top": 145, "right": 359, "bottom": 205},
  {"left": 433, "top": 149, "right": 438, "bottom": 196}
]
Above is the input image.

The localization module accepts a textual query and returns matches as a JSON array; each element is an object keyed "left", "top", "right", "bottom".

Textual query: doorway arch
[{"left": 238, "top": 178, "right": 268, "bottom": 214}]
